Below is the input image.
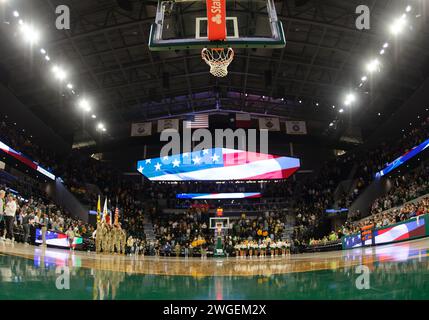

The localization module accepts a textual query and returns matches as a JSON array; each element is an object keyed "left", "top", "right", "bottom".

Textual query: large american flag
[
  {"left": 137, "top": 148, "right": 300, "bottom": 181},
  {"left": 184, "top": 114, "right": 209, "bottom": 129}
]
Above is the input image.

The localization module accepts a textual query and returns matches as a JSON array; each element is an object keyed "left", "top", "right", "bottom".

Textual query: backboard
[
  {"left": 149, "top": 0, "right": 286, "bottom": 51},
  {"left": 209, "top": 217, "right": 231, "bottom": 230}
]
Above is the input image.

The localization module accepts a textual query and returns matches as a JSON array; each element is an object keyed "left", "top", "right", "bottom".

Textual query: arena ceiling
[{"left": 0, "top": 0, "right": 428, "bottom": 148}]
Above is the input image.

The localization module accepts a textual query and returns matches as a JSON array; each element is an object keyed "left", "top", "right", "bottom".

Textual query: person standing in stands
[
  {"left": 22, "top": 209, "right": 34, "bottom": 245},
  {"left": 4, "top": 194, "right": 17, "bottom": 242},
  {"left": 65, "top": 226, "right": 75, "bottom": 251},
  {"left": 39, "top": 213, "right": 50, "bottom": 247},
  {"left": 0, "top": 190, "right": 5, "bottom": 240}
]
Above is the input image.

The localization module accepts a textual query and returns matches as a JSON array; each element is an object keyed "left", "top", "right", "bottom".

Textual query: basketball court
[
  {"left": 1, "top": 237, "right": 428, "bottom": 300},
  {"left": 0, "top": 0, "right": 429, "bottom": 308}
]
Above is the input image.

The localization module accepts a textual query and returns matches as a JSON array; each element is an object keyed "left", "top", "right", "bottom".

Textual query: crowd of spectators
[
  {"left": 0, "top": 184, "right": 94, "bottom": 245},
  {"left": 2, "top": 111, "right": 429, "bottom": 256}
]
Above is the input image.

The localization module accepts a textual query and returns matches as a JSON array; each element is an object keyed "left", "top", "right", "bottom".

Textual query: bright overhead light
[
  {"left": 405, "top": 6, "right": 412, "bottom": 13},
  {"left": 383, "top": 43, "right": 389, "bottom": 48},
  {"left": 66, "top": 83, "right": 73, "bottom": 89},
  {"left": 51, "top": 65, "right": 67, "bottom": 81},
  {"left": 332, "top": 105, "right": 336, "bottom": 109},
  {"left": 13, "top": 11, "right": 19, "bottom": 18},
  {"left": 366, "top": 59, "right": 380, "bottom": 73},
  {"left": 339, "top": 108, "right": 344, "bottom": 113},
  {"left": 380, "top": 49, "right": 385, "bottom": 55},
  {"left": 389, "top": 16, "right": 407, "bottom": 35},
  {"left": 91, "top": 114, "right": 97, "bottom": 119},
  {"left": 40, "top": 48, "right": 46, "bottom": 54},
  {"left": 78, "top": 99, "right": 91, "bottom": 112},
  {"left": 361, "top": 76, "right": 367, "bottom": 82},
  {"left": 329, "top": 122, "right": 334, "bottom": 127},
  {"left": 19, "top": 23, "right": 41, "bottom": 45},
  {"left": 97, "top": 122, "right": 105, "bottom": 131},
  {"left": 45, "top": 55, "right": 50, "bottom": 61},
  {"left": 344, "top": 93, "right": 356, "bottom": 106}
]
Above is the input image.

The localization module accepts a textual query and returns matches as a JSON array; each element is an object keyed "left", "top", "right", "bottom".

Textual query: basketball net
[
  {"left": 203, "top": 0, "right": 234, "bottom": 77},
  {"left": 202, "top": 48, "right": 234, "bottom": 77},
  {"left": 216, "top": 222, "right": 223, "bottom": 237}
]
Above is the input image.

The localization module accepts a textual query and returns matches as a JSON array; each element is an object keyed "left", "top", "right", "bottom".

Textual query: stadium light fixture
[
  {"left": 361, "top": 76, "right": 367, "bottom": 82},
  {"left": 97, "top": 123, "right": 106, "bottom": 132},
  {"left": 339, "top": 108, "right": 344, "bottom": 113},
  {"left": 45, "top": 55, "right": 50, "bottom": 61},
  {"left": 78, "top": 99, "right": 91, "bottom": 112},
  {"left": 344, "top": 93, "right": 356, "bottom": 106},
  {"left": 51, "top": 65, "right": 67, "bottom": 81},
  {"left": 66, "top": 83, "right": 73, "bottom": 89},
  {"left": 13, "top": 11, "right": 19, "bottom": 18},
  {"left": 91, "top": 114, "right": 97, "bottom": 119},
  {"left": 405, "top": 6, "right": 412, "bottom": 12},
  {"left": 380, "top": 49, "right": 385, "bottom": 55},
  {"left": 329, "top": 122, "right": 334, "bottom": 127},
  {"left": 40, "top": 48, "right": 46, "bottom": 54},
  {"left": 389, "top": 16, "right": 407, "bottom": 35},
  {"left": 366, "top": 59, "right": 380, "bottom": 73},
  {"left": 19, "top": 23, "right": 41, "bottom": 45},
  {"left": 383, "top": 43, "right": 389, "bottom": 48}
]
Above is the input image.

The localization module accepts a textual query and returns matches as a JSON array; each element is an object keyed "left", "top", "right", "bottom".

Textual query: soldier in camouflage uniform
[
  {"left": 108, "top": 224, "right": 115, "bottom": 254},
  {"left": 95, "top": 222, "right": 102, "bottom": 253},
  {"left": 101, "top": 222, "right": 110, "bottom": 253},
  {"left": 113, "top": 225, "right": 121, "bottom": 254},
  {"left": 120, "top": 228, "right": 127, "bottom": 255}
]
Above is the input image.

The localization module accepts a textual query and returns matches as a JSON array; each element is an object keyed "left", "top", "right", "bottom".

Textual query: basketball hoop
[
  {"left": 216, "top": 222, "right": 223, "bottom": 235},
  {"left": 201, "top": 47, "right": 234, "bottom": 78}
]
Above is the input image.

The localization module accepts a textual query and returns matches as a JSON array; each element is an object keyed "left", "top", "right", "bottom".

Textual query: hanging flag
[
  {"left": 235, "top": 113, "right": 252, "bottom": 128},
  {"left": 96, "top": 195, "right": 101, "bottom": 223},
  {"left": 131, "top": 122, "right": 152, "bottom": 137},
  {"left": 184, "top": 114, "right": 209, "bottom": 129},
  {"left": 259, "top": 117, "right": 280, "bottom": 131},
  {"left": 157, "top": 119, "right": 179, "bottom": 132},
  {"left": 285, "top": 121, "right": 307, "bottom": 135}
]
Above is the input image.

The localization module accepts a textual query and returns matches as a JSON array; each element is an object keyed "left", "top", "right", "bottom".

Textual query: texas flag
[{"left": 137, "top": 148, "right": 300, "bottom": 181}]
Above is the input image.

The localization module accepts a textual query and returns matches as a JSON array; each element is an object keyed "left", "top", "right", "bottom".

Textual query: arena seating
[{"left": 1, "top": 115, "right": 429, "bottom": 255}]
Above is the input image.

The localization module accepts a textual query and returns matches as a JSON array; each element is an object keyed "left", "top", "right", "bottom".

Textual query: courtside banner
[
  {"left": 342, "top": 214, "right": 429, "bottom": 249},
  {"left": 207, "top": 0, "right": 227, "bottom": 41}
]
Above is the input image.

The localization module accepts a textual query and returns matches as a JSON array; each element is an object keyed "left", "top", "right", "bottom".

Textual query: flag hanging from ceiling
[
  {"left": 157, "top": 119, "right": 179, "bottom": 132},
  {"left": 131, "top": 122, "right": 152, "bottom": 137},
  {"left": 184, "top": 114, "right": 209, "bottom": 129},
  {"left": 285, "top": 121, "right": 307, "bottom": 135},
  {"left": 235, "top": 113, "right": 252, "bottom": 128},
  {"left": 137, "top": 148, "right": 300, "bottom": 181},
  {"left": 259, "top": 117, "right": 280, "bottom": 131}
]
